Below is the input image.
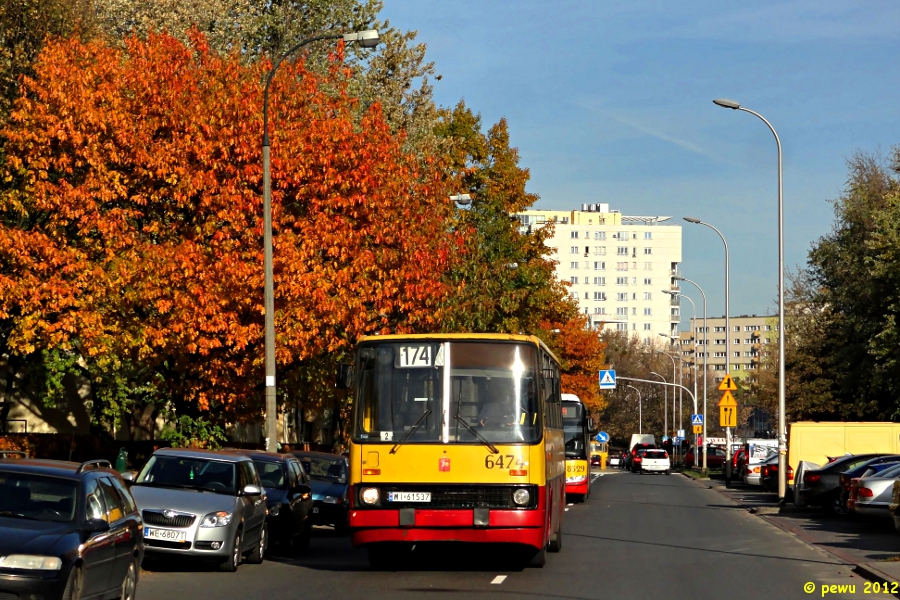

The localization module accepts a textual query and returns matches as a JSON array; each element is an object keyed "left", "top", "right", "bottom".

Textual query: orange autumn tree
[
  {"left": 0, "top": 30, "right": 457, "bottom": 428},
  {"left": 540, "top": 318, "right": 608, "bottom": 421}
]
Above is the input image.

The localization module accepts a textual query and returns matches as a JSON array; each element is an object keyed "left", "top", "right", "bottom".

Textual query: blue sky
[{"left": 382, "top": 0, "right": 900, "bottom": 322}]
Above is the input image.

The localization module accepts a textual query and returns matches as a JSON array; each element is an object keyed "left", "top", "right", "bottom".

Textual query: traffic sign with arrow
[{"left": 720, "top": 405, "right": 737, "bottom": 428}]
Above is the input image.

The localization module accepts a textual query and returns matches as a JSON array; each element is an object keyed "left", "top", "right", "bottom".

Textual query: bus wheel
[
  {"left": 527, "top": 546, "right": 546, "bottom": 568},
  {"left": 548, "top": 526, "right": 562, "bottom": 553}
]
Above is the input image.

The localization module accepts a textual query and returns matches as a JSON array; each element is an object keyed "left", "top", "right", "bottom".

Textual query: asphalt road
[{"left": 137, "top": 471, "right": 871, "bottom": 600}]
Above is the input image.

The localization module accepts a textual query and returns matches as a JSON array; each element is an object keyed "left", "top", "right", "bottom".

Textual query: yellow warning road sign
[
  {"left": 720, "top": 405, "right": 737, "bottom": 428},
  {"left": 692, "top": 424, "right": 703, "bottom": 434},
  {"left": 718, "top": 390, "right": 737, "bottom": 407},
  {"left": 718, "top": 374, "right": 737, "bottom": 392}
]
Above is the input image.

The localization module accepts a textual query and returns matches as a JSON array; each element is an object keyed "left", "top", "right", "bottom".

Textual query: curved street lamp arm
[{"left": 262, "top": 33, "right": 344, "bottom": 146}]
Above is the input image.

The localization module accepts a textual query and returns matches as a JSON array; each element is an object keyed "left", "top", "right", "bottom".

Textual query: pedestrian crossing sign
[
  {"left": 598, "top": 369, "right": 616, "bottom": 389},
  {"left": 691, "top": 414, "right": 703, "bottom": 426}
]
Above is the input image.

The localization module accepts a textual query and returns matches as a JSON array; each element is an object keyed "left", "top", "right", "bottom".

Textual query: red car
[{"left": 683, "top": 446, "right": 727, "bottom": 469}]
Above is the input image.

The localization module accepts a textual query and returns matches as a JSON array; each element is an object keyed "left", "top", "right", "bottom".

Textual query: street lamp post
[
  {"left": 675, "top": 276, "right": 707, "bottom": 472},
  {"left": 684, "top": 216, "right": 731, "bottom": 482},
  {"left": 261, "top": 30, "right": 380, "bottom": 452},
  {"left": 713, "top": 98, "right": 786, "bottom": 500},
  {"left": 662, "top": 293, "right": 698, "bottom": 438},
  {"left": 655, "top": 347, "right": 678, "bottom": 438},
  {"left": 649, "top": 372, "right": 666, "bottom": 436},
  {"left": 626, "top": 384, "right": 642, "bottom": 434}
]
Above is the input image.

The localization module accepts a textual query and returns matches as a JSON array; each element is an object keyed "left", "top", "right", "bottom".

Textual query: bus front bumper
[
  {"left": 350, "top": 508, "right": 546, "bottom": 549},
  {"left": 565, "top": 480, "right": 589, "bottom": 495}
]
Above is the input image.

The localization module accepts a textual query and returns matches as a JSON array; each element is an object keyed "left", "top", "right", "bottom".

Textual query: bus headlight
[
  {"left": 361, "top": 487, "right": 380, "bottom": 505},
  {"left": 512, "top": 488, "right": 531, "bottom": 506}
]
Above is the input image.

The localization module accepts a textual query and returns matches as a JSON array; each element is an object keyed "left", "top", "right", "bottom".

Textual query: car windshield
[
  {"left": 0, "top": 471, "right": 77, "bottom": 523},
  {"left": 135, "top": 455, "right": 236, "bottom": 495},
  {"left": 297, "top": 456, "right": 346, "bottom": 483},
  {"left": 355, "top": 341, "right": 541, "bottom": 445},
  {"left": 253, "top": 460, "right": 285, "bottom": 489}
]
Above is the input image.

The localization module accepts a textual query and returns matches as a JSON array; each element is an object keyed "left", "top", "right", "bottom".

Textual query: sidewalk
[{"left": 695, "top": 474, "right": 900, "bottom": 592}]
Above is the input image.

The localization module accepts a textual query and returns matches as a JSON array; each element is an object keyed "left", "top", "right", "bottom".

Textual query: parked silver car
[{"left": 130, "top": 448, "right": 268, "bottom": 571}]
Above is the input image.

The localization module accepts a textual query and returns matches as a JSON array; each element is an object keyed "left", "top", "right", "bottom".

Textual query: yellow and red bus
[
  {"left": 561, "top": 394, "right": 592, "bottom": 501},
  {"left": 345, "top": 333, "right": 566, "bottom": 568}
]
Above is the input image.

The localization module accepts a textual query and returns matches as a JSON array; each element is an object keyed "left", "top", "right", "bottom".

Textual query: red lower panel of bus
[
  {"left": 565, "top": 481, "right": 589, "bottom": 495},
  {"left": 350, "top": 508, "right": 547, "bottom": 549}
]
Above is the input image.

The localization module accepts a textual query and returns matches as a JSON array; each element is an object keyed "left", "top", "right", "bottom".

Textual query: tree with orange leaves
[{"left": 0, "top": 30, "right": 458, "bottom": 431}]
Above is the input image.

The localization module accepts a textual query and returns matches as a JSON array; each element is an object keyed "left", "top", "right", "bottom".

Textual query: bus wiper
[
  {"left": 454, "top": 414, "right": 499, "bottom": 454},
  {"left": 390, "top": 409, "right": 432, "bottom": 454}
]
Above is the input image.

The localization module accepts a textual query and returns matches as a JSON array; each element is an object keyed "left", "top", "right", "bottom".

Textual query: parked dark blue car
[{"left": 291, "top": 452, "right": 349, "bottom": 533}]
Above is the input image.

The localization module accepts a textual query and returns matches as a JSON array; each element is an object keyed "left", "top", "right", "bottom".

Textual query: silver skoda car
[{"left": 129, "top": 448, "right": 268, "bottom": 571}]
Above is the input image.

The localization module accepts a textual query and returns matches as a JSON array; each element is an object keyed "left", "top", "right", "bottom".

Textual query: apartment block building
[
  {"left": 515, "top": 203, "right": 683, "bottom": 343},
  {"left": 675, "top": 314, "right": 778, "bottom": 383}
]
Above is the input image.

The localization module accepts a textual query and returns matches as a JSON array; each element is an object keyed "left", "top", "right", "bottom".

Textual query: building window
[
  {"left": 644, "top": 248, "right": 652, "bottom": 255},
  {"left": 570, "top": 277, "right": 578, "bottom": 284},
  {"left": 616, "top": 277, "right": 628, "bottom": 286},
  {"left": 570, "top": 262, "right": 579, "bottom": 269},
  {"left": 616, "top": 262, "right": 628, "bottom": 271},
  {"left": 643, "top": 292, "right": 652, "bottom": 300},
  {"left": 632, "top": 278, "right": 637, "bottom": 285},
  {"left": 617, "top": 247, "right": 629, "bottom": 256},
  {"left": 594, "top": 277, "right": 606, "bottom": 286},
  {"left": 644, "top": 231, "right": 652, "bottom": 240},
  {"left": 733, "top": 338, "right": 740, "bottom": 345},
  {"left": 744, "top": 339, "right": 753, "bottom": 344},
  {"left": 584, "top": 307, "right": 589, "bottom": 314},
  {"left": 584, "top": 261, "right": 591, "bottom": 269},
  {"left": 764, "top": 338, "right": 771, "bottom": 344},
  {"left": 570, "top": 246, "right": 579, "bottom": 254},
  {"left": 714, "top": 352, "right": 726, "bottom": 358},
  {"left": 594, "top": 292, "right": 606, "bottom": 301},
  {"left": 594, "top": 246, "right": 606, "bottom": 256},
  {"left": 765, "top": 325, "right": 772, "bottom": 331},
  {"left": 616, "top": 293, "right": 628, "bottom": 301},
  {"left": 714, "top": 339, "right": 725, "bottom": 345},
  {"left": 644, "top": 278, "right": 652, "bottom": 285},
  {"left": 745, "top": 325, "right": 761, "bottom": 332},
  {"left": 616, "top": 307, "right": 628, "bottom": 316},
  {"left": 584, "top": 292, "right": 589, "bottom": 300},
  {"left": 714, "top": 326, "right": 726, "bottom": 332},
  {"left": 643, "top": 323, "right": 652, "bottom": 330},
  {"left": 594, "top": 261, "right": 606, "bottom": 271},
  {"left": 570, "top": 231, "right": 579, "bottom": 239},
  {"left": 733, "top": 351, "right": 740, "bottom": 358},
  {"left": 643, "top": 262, "right": 652, "bottom": 270},
  {"left": 643, "top": 308, "right": 652, "bottom": 316},
  {"left": 732, "top": 364, "right": 741, "bottom": 371},
  {"left": 594, "top": 307, "right": 605, "bottom": 314},
  {"left": 733, "top": 326, "right": 740, "bottom": 332},
  {"left": 616, "top": 323, "right": 627, "bottom": 331},
  {"left": 594, "top": 231, "right": 606, "bottom": 241}
]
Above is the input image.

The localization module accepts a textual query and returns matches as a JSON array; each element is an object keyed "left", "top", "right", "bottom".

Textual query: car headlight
[
  {"left": 200, "top": 511, "right": 233, "bottom": 528},
  {"left": 360, "top": 487, "right": 380, "bottom": 505},
  {"left": 0, "top": 555, "right": 62, "bottom": 570},
  {"left": 323, "top": 496, "right": 339, "bottom": 505},
  {"left": 512, "top": 488, "right": 531, "bottom": 506}
]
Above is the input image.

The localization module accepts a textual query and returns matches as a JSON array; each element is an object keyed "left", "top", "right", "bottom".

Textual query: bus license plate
[{"left": 388, "top": 492, "right": 432, "bottom": 503}]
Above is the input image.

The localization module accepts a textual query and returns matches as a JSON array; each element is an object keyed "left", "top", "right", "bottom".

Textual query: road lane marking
[{"left": 491, "top": 576, "right": 507, "bottom": 585}]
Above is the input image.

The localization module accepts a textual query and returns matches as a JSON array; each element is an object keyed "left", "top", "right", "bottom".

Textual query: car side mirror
[
  {"left": 291, "top": 484, "right": 311, "bottom": 500},
  {"left": 83, "top": 518, "right": 110, "bottom": 533},
  {"left": 242, "top": 484, "right": 262, "bottom": 496},
  {"left": 120, "top": 472, "right": 135, "bottom": 482},
  {"left": 336, "top": 364, "right": 353, "bottom": 390}
]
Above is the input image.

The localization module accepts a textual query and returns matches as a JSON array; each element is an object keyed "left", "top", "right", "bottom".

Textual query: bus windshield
[
  {"left": 355, "top": 341, "right": 541, "bottom": 445},
  {"left": 562, "top": 402, "right": 586, "bottom": 459}
]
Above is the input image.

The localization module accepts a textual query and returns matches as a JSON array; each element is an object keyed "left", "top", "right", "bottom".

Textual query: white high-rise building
[{"left": 515, "top": 203, "right": 683, "bottom": 344}]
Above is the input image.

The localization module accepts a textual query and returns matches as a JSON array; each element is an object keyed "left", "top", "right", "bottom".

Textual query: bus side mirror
[
  {"left": 336, "top": 364, "right": 353, "bottom": 389},
  {"left": 588, "top": 417, "right": 595, "bottom": 431}
]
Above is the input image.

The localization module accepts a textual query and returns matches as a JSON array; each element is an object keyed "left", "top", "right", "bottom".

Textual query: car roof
[
  {"left": 220, "top": 449, "right": 290, "bottom": 463},
  {"left": 0, "top": 458, "right": 115, "bottom": 479},
  {"left": 290, "top": 450, "right": 348, "bottom": 462},
  {"left": 153, "top": 447, "right": 251, "bottom": 462}
]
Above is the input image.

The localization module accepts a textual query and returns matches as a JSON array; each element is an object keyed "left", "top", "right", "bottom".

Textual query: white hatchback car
[{"left": 639, "top": 449, "right": 671, "bottom": 475}]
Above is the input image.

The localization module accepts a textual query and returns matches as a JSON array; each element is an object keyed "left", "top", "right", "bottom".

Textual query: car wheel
[
  {"left": 246, "top": 524, "right": 267, "bottom": 564},
  {"left": 62, "top": 565, "right": 82, "bottom": 600},
  {"left": 831, "top": 492, "right": 849, "bottom": 516},
  {"left": 219, "top": 530, "right": 242, "bottom": 572},
  {"left": 120, "top": 558, "right": 138, "bottom": 600},
  {"left": 665, "top": 470, "right": 670, "bottom": 476}
]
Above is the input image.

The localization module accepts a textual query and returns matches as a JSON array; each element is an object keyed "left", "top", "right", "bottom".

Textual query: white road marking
[{"left": 491, "top": 576, "right": 507, "bottom": 585}]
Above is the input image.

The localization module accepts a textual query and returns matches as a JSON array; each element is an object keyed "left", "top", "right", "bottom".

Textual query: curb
[{"left": 853, "top": 564, "right": 900, "bottom": 597}]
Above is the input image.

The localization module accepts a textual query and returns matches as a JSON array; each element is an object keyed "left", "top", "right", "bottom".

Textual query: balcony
[{"left": 669, "top": 296, "right": 680, "bottom": 306}]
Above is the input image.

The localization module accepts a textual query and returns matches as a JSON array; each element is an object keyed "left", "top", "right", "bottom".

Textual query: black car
[
  {"left": 223, "top": 450, "right": 313, "bottom": 552},
  {"left": 291, "top": 452, "right": 349, "bottom": 533},
  {"left": 0, "top": 457, "right": 143, "bottom": 600},
  {"left": 797, "top": 453, "right": 883, "bottom": 513}
]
